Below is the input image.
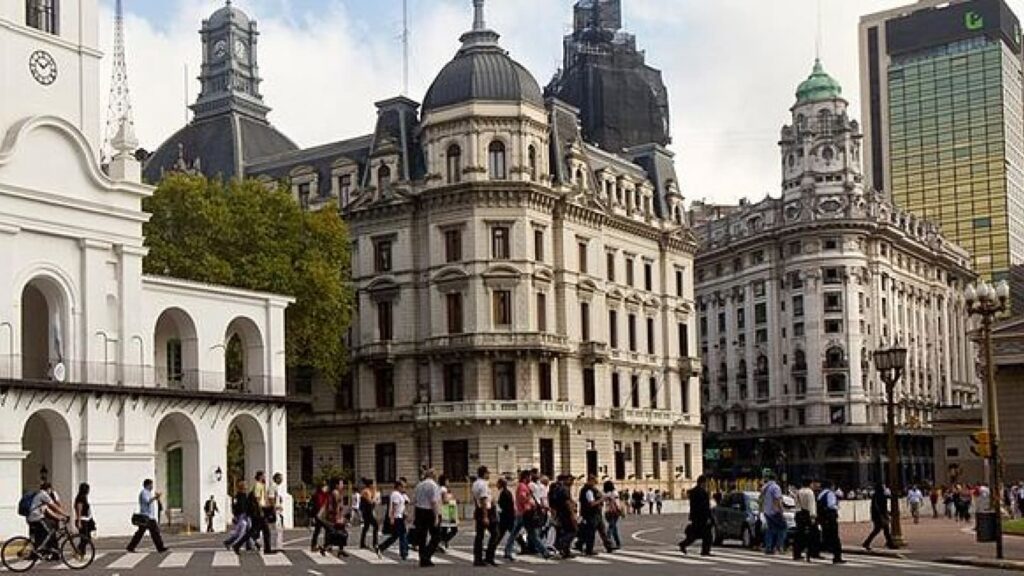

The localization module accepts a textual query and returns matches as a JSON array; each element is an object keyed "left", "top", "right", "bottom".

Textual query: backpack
[
  {"left": 18, "top": 491, "right": 38, "bottom": 517},
  {"left": 816, "top": 490, "right": 833, "bottom": 521}
]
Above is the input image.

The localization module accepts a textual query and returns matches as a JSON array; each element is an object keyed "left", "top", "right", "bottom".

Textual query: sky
[{"left": 99, "top": 0, "right": 1024, "bottom": 205}]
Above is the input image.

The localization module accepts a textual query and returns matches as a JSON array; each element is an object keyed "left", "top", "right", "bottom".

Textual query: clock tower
[{"left": 191, "top": 0, "right": 269, "bottom": 122}]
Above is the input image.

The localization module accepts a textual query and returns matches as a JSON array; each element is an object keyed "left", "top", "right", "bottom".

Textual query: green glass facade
[{"left": 887, "top": 36, "right": 1018, "bottom": 283}]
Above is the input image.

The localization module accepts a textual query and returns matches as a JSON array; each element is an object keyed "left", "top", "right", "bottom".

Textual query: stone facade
[
  {"left": 0, "top": 0, "right": 293, "bottom": 536},
  {"left": 694, "top": 61, "right": 978, "bottom": 490}
]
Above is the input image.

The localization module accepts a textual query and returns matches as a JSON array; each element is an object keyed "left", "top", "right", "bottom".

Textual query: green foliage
[{"left": 143, "top": 173, "right": 354, "bottom": 382}]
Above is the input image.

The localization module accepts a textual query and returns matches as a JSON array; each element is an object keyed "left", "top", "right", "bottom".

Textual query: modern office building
[
  {"left": 694, "top": 60, "right": 978, "bottom": 487},
  {"left": 859, "top": 0, "right": 1024, "bottom": 309}
]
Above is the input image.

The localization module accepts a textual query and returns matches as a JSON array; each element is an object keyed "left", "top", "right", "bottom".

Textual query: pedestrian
[
  {"left": 320, "top": 478, "right": 351, "bottom": 558},
  {"left": 577, "top": 475, "right": 602, "bottom": 556},
  {"left": 760, "top": 471, "right": 786, "bottom": 555},
  {"left": 549, "top": 475, "right": 576, "bottom": 558},
  {"left": 360, "top": 479, "right": 380, "bottom": 550},
  {"left": 126, "top": 479, "right": 168, "bottom": 553},
  {"left": 269, "top": 473, "right": 286, "bottom": 552},
  {"left": 646, "top": 488, "right": 655, "bottom": 514},
  {"left": 309, "top": 481, "right": 330, "bottom": 551},
  {"left": 438, "top": 475, "right": 459, "bottom": 551},
  {"left": 655, "top": 490, "right": 664, "bottom": 514},
  {"left": 247, "top": 471, "right": 274, "bottom": 554},
  {"left": 863, "top": 481, "right": 896, "bottom": 550},
  {"left": 632, "top": 489, "right": 644, "bottom": 515},
  {"left": 506, "top": 469, "right": 549, "bottom": 560},
  {"left": 678, "top": 475, "right": 712, "bottom": 556},
  {"left": 496, "top": 478, "right": 516, "bottom": 560},
  {"left": 376, "top": 480, "right": 410, "bottom": 561},
  {"left": 226, "top": 480, "right": 256, "bottom": 552},
  {"left": 907, "top": 485, "right": 924, "bottom": 525},
  {"left": 930, "top": 486, "right": 940, "bottom": 519},
  {"left": 792, "top": 478, "right": 819, "bottom": 562},
  {"left": 472, "top": 466, "right": 499, "bottom": 566},
  {"left": 204, "top": 495, "right": 219, "bottom": 533},
  {"left": 603, "top": 481, "right": 623, "bottom": 550},
  {"left": 74, "top": 483, "right": 96, "bottom": 549},
  {"left": 817, "top": 479, "right": 845, "bottom": 564},
  {"left": 413, "top": 468, "right": 443, "bottom": 567}
]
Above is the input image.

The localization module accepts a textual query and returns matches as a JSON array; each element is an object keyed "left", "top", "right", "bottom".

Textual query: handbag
[{"left": 130, "top": 513, "right": 149, "bottom": 527}]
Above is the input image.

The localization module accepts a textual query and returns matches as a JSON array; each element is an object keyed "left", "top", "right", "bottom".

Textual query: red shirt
[
  {"left": 313, "top": 490, "right": 330, "bottom": 511},
  {"left": 515, "top": 481, "right": 534, "bottom": 516}
]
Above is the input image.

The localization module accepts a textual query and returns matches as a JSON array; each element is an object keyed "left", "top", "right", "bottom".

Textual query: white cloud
[{"left": 99, "top": 0, "right": 1024, "bottom": 205}]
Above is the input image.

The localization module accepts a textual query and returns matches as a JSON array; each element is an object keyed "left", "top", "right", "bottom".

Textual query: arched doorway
[
  {"left": 224, "top": 318, "right": 264, "bottom": 393},
  {"left": 226, "top": 414, "right": 266, "bottom": 494},
  {"left": 154, "top": 308, "right": 198, "bottom": 389},
  {"left": 20, "top": 278, "right": 68, "bottom": 381},
  {"left": 22, "top": 410, "right": 73, "bottom": 502},
  {"left": 154, "top": 413, "right": 200, "bottom": 529}
]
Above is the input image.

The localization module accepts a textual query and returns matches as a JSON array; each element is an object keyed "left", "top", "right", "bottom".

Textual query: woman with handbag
[
  {"left": 319, "top": 479, "right": 350, "bottom": 558},
  {"left": 74, "top": 483, "right": 95, "bottom": 551},
  {"left": 602, "top": 481, "right": 622, "bottom": 550}
]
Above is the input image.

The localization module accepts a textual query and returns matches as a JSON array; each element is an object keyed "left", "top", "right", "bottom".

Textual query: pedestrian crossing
[{"left": 2, "top": 546, "right": 975, "bottom": 572}]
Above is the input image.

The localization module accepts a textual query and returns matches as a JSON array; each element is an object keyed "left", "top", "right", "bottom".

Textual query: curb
[{"left": 941, "top": 556, "right": 1024, "bottom": 571}]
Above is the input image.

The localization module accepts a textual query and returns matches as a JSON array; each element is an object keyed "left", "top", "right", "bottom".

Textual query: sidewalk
[{"left": 840, "top": 515, "right": 1024, "bottom": 569}]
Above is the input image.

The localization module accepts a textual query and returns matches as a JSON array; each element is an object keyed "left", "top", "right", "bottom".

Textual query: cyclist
[{"left": 27, "top": 483, "right": 70, "bottom": 559}]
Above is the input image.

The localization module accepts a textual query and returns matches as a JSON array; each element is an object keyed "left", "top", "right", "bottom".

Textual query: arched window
[
  {"left": 575, "top": 168, "right": 584, "bottom": 187},
  {"left": 488, "top": 141, "right": 506, "bottom": 180},
  {"left": 793, "top": 349, "right": 807, "bottom": 372},
  {"left": 527, "top": 145, "right": 538, "bottom": 181},
  {"left": 446, "top": 144, "right": 462, "bottom": 184},
  {"left": 377, "top": 164, "right": 391, "bottom": 190},
  {"left": 826, "top": 346, "right": 845, "bottom": 369},
  {"left": 26, "top": 0, "right": 58, "bottom": 34}
]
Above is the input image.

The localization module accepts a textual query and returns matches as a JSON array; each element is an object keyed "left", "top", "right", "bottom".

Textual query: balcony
[
  {"left": 678, "top": 357, "right": 701, "bottom": 378},
  {"left": 415, "top": 400, "right": 578, "bottom": 423},
  {"left": 609, "top": 407, "right": 679, "bottom": 428},
  {"left": 580, "top": 341, "right": 609, "bottom": 363},
  {"left": 423, "top": 333, "right": 570, "bottom": 355},
  {"left": 355, "top": 341, "right": 395, "bottom": 362}
]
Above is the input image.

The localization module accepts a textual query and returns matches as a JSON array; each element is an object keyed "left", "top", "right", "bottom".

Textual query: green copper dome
[{"left": 795, "top": 59, "right": 842, "bottom": 104}]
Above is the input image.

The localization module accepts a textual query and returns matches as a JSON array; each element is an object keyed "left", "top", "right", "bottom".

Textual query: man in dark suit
[{"left": 678, "top": 475, "right": 712, "bottom": 556}]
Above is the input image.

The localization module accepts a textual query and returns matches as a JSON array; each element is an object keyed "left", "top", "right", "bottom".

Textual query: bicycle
[{"left": 1, "top": 519, "right": 95, "bottom": 572}]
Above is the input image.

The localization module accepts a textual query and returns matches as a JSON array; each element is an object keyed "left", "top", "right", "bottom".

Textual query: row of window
[{"left": 444, "top": 142, "right": 538, "bottom": 183}]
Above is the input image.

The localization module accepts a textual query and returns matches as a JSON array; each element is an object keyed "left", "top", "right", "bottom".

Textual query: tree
[{"left": 143, "top": 173, "right": 353, "bottom": 382}]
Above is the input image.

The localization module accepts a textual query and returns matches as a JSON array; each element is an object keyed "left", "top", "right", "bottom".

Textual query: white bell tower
[{"left": 0, "top": 0, "right": 103, "bottom": 153}]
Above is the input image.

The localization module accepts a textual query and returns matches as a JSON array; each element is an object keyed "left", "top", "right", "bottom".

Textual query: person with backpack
[
  {"left": 376, "top": 480, "right": 409, "bottom": 560},
  {"left": 577, "top": 475, "right": 603, "bottom": 556},
  {"left": 22, "top": 482, "right": 69, "bottom": 558},
  {"left": 817, "top": 479, "right": 845, "bottom": 564},
  {"left": 602, "top": 481, "right": 623, "bottom": 550},
  {"left": 126, "top": 479, "right": 168, "bottom": 553},
  {"left": 549, "top": 475, "right": 576, "bottom": 559},
  {"left": 204, "top": 495, "right": 219, "bottom": 533}
]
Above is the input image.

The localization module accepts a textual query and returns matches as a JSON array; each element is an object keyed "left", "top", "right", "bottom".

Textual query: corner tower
[{"left": 192, "top": 0, "right": 268, "bottom": 121}]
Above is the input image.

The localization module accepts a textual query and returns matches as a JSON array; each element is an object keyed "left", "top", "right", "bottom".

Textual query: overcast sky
[{"left": 100, "top": 0, "right": 1024, "bottom": 204}]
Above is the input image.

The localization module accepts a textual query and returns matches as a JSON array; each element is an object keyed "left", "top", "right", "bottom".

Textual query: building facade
[
  {"left": 0, "top": 0, "right": 293, "bottom": 536},
  {"left": 244, "top": 1, "right": 702, "bottom": 494},
  {"left": 695, "top": 60, "right": 978, "bottom": 489},
  {"left": 859, "top": 0, "right": 1024, "bottom": 308}
]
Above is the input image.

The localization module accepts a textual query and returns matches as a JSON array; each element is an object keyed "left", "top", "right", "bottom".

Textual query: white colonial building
[
  {"left": 693, "top": 61, "right": 978, "bottom": 488},
  {"left": 0, "top": 0, "right": 293, "bottom": 536}
]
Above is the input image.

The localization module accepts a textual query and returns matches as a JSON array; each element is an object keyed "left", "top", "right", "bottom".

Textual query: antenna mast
[
  {"left": 102, "top": 0, "right": 135, "bottom": 164},
  {"left": 815, "top": 0, "right": 823, "bottom": 60},
  {"left": 402, "top": 0, "right": 410, "bottom": 96}
]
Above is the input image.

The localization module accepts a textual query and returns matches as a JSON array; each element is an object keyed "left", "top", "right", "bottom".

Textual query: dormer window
[
  {"left": 527, "top": 145, "right": 538, "bottom": 181},
  {"left": 377, "top": 165, "right": 391, "bottom": 190},
  {"left": 338, "top": 174, "right": 352, "bottom": 206},
  {"left": 488, "top": 141, "right": 506, "bottom": 180},
  {"left": 446, "top": 144, "right": 462, "bottom": 184},
  {"left": 26, "top": 0, "right": 58, "bottom": 35}
]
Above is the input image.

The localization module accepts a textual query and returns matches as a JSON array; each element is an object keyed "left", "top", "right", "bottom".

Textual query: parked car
[{"left": 710, "top": 491, "right": 797, "bottom": 548}]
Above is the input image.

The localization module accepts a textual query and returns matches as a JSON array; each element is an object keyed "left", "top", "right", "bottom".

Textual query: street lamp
[
  {"left": 965, "top": 279, "right": 1010, "bottom": 560},
  {"left": 419, "top": 386, "right": 433, "bottom": 469},
  {"left": 874, "top": 344, "right": 908, "bottom": 548}
]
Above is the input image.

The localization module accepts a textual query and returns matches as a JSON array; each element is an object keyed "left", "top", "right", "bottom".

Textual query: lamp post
[
  {"left": 420, "top": 387, "right": 433, "bottom": 469},
  {"left": 965, "top": 279, "right": 1009, "bottom": 560},
  {"left": 874, "top": 344, "right": 908, "bottom": 548}
]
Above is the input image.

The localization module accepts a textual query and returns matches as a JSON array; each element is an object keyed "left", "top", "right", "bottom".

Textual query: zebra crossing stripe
[
  {"left": 50, "top": 552, "right": 106, "bottom": 570},
  {"left": 157, "top": 552, "right": 191, "bottom": 568},
  {"left": 347, "top": 548, "right": 395, "bottom": 564},
  {"left": 597, "top": 552, "right": 660, "bottom": 565},
  {"left": 438, "top": 549, "right": 476, "bottom": 563},
  {"left": 569, "top": 555, "right": 609, "bottom": 564},
  {"left": 508, "top": 554, "right": 551, "bottom": 564},
  {"left": 619, "top": 549, "right": 711, "bottom": 565},
  {"left": 839, "top": 554, "right": 977, "bottom": 571},
  {"left": 107, "top": 553, "right": 147, "bottom": 569},
  {"left": 211, "top": 551, "right": 239, "bottom": 567},
  {"left": 302, "top": 550, "right": 345, "bottom": 565},
  {"left": 259, "top": 553, "right": 291, "bottom": 567}
]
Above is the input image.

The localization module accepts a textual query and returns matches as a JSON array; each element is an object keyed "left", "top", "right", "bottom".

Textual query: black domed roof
[
  {"left": 207, "top": 0, "right": 250, "bottom": 28},
  {"left": 422, "top": 1, "right": 543, "bottom": 112}
]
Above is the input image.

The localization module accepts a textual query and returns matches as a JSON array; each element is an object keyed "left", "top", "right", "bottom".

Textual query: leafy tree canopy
[{"left": 143, "top": 173, "right": 353, "bottom": 382}]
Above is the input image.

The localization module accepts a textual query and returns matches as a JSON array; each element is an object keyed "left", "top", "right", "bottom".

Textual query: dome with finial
[
  {"left": 795, "top": 59, "right": 843, "bottom": 104},
  {"left": 208, "top": 0, "right": 251, "bottom": 29},
  {"left": 422, "top": 0, "right": 544, "bottom": 113}
]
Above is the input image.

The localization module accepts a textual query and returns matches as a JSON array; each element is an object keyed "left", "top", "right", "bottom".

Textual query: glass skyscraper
[{"left": 860, "top": 0, "right": 1024, "bottom": 307}]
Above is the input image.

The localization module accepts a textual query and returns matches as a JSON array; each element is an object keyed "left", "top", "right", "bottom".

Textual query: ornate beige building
[{"left": 694, "top": 61, "right": 977, "bottom": 488}]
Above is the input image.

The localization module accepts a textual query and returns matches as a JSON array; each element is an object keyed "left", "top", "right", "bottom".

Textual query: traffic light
[{"left": 970, "top": 430, "right": 991, "bottom": 458}]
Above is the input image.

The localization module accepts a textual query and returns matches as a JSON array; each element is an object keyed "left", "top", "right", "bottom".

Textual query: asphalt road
[{"left": 11, "top": 514, "right": 1010, "bottom": 575}]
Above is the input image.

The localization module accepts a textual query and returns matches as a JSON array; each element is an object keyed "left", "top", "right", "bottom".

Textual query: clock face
[
  {"left": 233, "top": 39, "right": 247, "bottom": 60},
  {"left": 29, "top": 50, "right": 57, "bottom": 86},
  {"left": 213, "top": 40, "right": 228, "bottom": 59}
]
